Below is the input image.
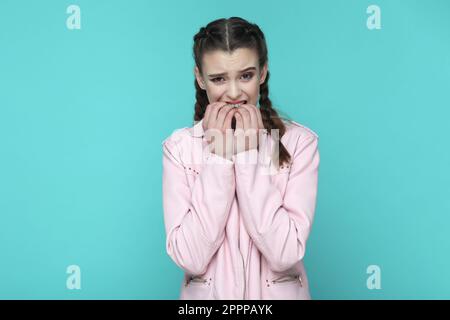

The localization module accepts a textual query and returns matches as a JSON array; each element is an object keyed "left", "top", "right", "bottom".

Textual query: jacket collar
[{"left": 189, "top": 119, "right": 204, "bottom": 138}]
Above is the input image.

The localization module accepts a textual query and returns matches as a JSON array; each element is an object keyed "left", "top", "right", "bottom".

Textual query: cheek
[
  {"left": 205, "top": 85, "right": 225, "bottom": 102},
  {"left": 244, "top": 82, "right": 261, "bottom": 102}
]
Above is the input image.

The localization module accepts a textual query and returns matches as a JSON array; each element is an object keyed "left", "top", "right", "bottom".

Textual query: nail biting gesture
[{"left": 233, "top": 103, "right": 265, "bottom": 155}]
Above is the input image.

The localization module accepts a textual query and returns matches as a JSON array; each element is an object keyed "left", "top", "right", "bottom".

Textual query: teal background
[{"left": 1, "top": 0, "right": 449, "bottom": 299}]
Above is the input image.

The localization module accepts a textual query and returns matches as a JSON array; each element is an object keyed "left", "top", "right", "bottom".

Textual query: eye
[
  {"left": 210, "top": 77, "right": 225, "bottom": 83},
  {"left": 241, "top": 72, "right": 254, "bottom": 81},
  {"left": 210, "top": 72, "right": 254, "bottom": 84}
]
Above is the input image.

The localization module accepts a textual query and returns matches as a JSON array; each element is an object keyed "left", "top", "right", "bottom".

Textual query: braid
[
  {"left": 259, "top": 71, "right": 292, "bottom": 167},
  {"left": 192, "top": 17, "right": 292, "bottom": 167},
  {"left": 193, "top": 26, "right": 213, "bottom": 122},
  {"left": 194, "top": 79, "right": 208, "bottom": 122}
]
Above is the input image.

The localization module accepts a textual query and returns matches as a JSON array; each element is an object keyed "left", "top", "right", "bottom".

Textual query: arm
[
  {"left": 234, "top": 134, "right": 320, "bottom": 273},
  {"left": 162, "top": 136, "right": 235, "bottom": 275}
]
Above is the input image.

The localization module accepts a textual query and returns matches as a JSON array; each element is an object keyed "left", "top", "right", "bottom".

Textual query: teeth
[{"left": 229, "top": 101, "right": 246, "bottom": 108}]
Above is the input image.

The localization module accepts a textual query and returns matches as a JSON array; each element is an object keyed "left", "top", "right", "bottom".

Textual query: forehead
[{"left": 202, "top": 48, "right": 258, "bottom": 73}]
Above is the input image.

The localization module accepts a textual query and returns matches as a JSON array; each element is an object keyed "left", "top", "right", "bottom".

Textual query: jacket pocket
[
  {"left": 270, "top": 273, "right": 303, "bottom": 287},
  {"left": 181, "top": 275, "right": 213, "bottom": 300},
  {"left": 186, "top": 275, "right": 211, "bottom": 286},
  {"left": 265, "top": 271, "right": 310, "bottom": 300}
]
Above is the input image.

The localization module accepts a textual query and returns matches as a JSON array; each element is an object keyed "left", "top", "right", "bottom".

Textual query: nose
[{"left": 226, "top": 80, "right": 242, "bottom": 101}]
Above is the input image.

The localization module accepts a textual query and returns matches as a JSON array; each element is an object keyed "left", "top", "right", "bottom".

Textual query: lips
[{"left": 226, "top": 100, "right": 247, "bottom": 107}]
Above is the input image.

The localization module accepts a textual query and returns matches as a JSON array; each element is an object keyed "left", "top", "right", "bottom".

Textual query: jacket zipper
[
  {"left": 186, "top": 276, "right": 208, "bottom": 285},
  {"left": 271, "top": 274, "right": 303, "bottom": 287}
]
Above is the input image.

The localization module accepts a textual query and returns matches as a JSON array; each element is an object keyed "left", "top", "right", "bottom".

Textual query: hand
[
  {"left": 233, "top": 104, "right": 265, "bottom": 155},
  {"left": 202, "top": 102, "right": 237, "bottom": 161}
]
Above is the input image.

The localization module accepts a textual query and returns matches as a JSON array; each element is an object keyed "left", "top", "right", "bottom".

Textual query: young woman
[{"left": 162, "top": 17, "right": 320, "bottom": 300}]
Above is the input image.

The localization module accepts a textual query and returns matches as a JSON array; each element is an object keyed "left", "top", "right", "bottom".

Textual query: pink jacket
[{"left": 162, "top": 118, "right": 320, "bottom": 299}]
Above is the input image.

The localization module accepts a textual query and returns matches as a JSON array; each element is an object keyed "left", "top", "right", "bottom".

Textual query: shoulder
[
  {"left": 161, "top": 126, "right": 192, "bottom": 149},
  {"left": 161, "top": 126, "right": 192, "bottom": 165},
  {"left": 279, "top": 120, "right": 319, "bottom": 162},
  {"left": 162, "top": 122, "right": 203, "bottom": 165},
  {"left": 282, "top": 119, "right": 319, "bottom": 142},
  {"left": 280, "top": 120, "right": 320, "bottom": 166}
]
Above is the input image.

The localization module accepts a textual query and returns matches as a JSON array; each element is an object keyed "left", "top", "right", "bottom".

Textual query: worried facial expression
[{"left": 195, "top": 48, "right": 268, "bottom": 109}]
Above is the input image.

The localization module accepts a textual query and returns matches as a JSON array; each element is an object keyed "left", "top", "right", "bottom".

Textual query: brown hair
[{"left": 192, "top": 17, "right": 292, "bottom": 167}]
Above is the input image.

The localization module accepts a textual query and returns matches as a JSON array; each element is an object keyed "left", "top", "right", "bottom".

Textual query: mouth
[{"left": 226, "top": 100, "right": 247, "bottom": 107}]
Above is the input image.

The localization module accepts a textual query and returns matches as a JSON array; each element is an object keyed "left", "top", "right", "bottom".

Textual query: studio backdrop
[{"left": 0, "top": 0, "right": 449, "bottom": 299}]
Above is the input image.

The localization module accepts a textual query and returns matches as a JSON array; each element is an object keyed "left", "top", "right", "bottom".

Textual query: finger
[
  {"left": 222, "top": 108, "right": 236, "bottom": 131},
  {"left": 236, "top": 107, "right": 251, "bottom": 132},
  {"left": 235, "top": 111, "right": 244, "bottom": 132},
  {"left": 209, "top": 102, "right": 228, "bottom": 128},
  {"left": 233, "top": 112, "right": 246, "bottom": 152},
  {"left": 238, "top": 104, "right": 258, "bottom": 131},
  {"left": 216, "top": 104, "right": 234, "bottom": 130},
  {"left": 203, "top": 101, "right": 219, "bottom": 128},
  {"left": 204, "top": 102, "right": 223, "bottom": 141}
]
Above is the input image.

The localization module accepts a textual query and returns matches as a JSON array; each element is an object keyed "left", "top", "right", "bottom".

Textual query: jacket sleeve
[
  {"left": 234, "top": 133, "right": 320, "bottom": 273},
  {"left": 162, "top": 135, "right": 236, "bottom": 275}
]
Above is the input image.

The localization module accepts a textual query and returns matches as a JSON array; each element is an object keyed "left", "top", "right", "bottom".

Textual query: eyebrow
[{"left": 207, "top": 66, "right": 257, "bottom": 78}]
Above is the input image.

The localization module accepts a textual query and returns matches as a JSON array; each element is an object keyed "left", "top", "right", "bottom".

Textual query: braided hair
[{"left": 193, "top": 17, "right": 292, "bottom": 167}]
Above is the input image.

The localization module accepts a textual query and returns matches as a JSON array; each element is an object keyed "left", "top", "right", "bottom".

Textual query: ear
[
  {"left": 194, "top": 66, "right": 206, "bottom": 90},
  {"left": 259, "top": 63, "right": 268, "bottom": 85}
]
